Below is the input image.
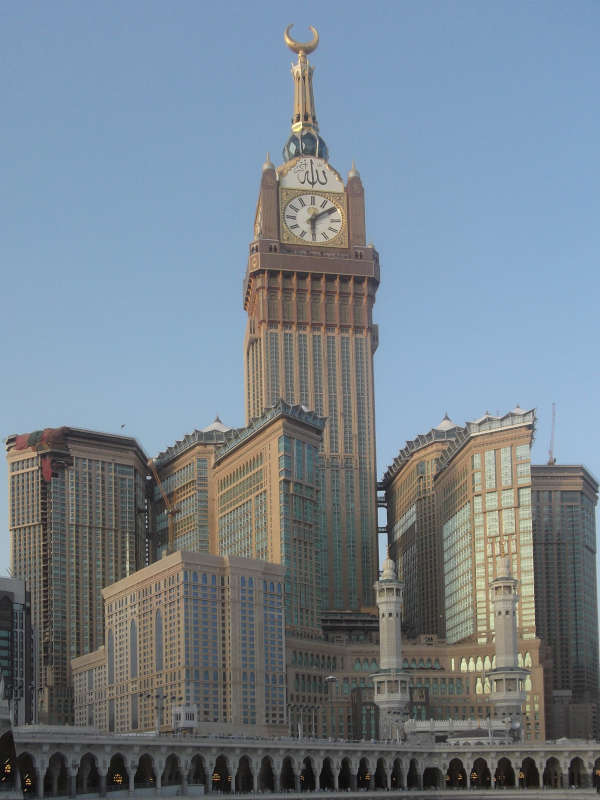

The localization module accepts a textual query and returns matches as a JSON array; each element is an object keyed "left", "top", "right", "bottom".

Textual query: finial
[
  {"left": 262, "top": 151, "right": 275, "bottom": 172},
  {"left": 282, "top": 24, "right": 328, "bottom": 162},
  {"left": 284, "top": 24, "right": 319, "bottom": 56},
  {"left": 348, "top": 160, "right": 360, "bottom": 179}
]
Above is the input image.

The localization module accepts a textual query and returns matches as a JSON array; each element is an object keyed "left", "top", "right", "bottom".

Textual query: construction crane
[
  {"left": 547, "top": 402, "right": 557, "bottom": 465},
  {"left": 147, "top": 458, "right": 179, "bottom": 555}
]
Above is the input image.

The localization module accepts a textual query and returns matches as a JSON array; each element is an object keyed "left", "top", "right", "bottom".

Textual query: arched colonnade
[
  {"left": 7, "top": 749, "right": 600, "bottom": 795},
  {"left": 4, "top": 726, "right": 600, "bottom": 796}
]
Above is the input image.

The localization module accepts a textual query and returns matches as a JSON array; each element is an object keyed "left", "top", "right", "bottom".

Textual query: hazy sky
[{"left": 2, "top": 1, "right": 599, "bottom": 575}]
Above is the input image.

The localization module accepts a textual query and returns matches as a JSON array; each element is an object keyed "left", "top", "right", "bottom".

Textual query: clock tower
[{"left": 243, "top": 26, "right": 380, "bottom": 611}]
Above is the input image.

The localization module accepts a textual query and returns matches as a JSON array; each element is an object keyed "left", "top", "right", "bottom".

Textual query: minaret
[
  {"left": 488, "top": 557, "right": 529, "bottom": 741},
  {"left": 243, "top": 26, "right": 381, "bottom": 612},
  {"left": 371, "top": 552, "right": 410, "bottom": 738}
]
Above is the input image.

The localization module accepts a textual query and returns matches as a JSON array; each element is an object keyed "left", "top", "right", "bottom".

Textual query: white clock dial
[{"left": 283, "top": 194, "right": 343, "bottom": 243}]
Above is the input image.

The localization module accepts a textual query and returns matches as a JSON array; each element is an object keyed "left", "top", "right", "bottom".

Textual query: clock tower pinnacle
[{"left": 282, "top": 25, "right": 329, "bottom": 163}]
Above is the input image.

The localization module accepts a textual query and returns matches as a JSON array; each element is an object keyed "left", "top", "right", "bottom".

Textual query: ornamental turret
[
  {"left": 488, "top": 557, "right": 529, "bottom": 741},
  {"left": 371, "top": 552, "right": 410, "bottom": 738}
]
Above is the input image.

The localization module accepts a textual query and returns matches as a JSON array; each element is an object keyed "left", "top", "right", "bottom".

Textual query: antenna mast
[{"left": 548, "top": 403, "right": 557, "bottom": 465}]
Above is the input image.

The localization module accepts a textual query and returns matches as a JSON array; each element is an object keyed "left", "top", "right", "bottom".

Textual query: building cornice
[{"left": 214, "top": 400, "right": 326, "bottom": 464}]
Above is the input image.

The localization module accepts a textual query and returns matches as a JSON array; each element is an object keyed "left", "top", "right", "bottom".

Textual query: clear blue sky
[{"left": 2, "top": 1, "right": 599, "bottom": 576}]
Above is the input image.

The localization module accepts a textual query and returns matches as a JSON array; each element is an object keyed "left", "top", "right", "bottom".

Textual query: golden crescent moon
[{"left": 284, "top": 24, "right": 319, "bottom": 55}]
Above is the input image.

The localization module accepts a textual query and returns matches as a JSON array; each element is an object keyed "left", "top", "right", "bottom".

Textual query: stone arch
[
  {"left": 76, "top": 753, "right": 100, "bottom": 795},
  {"left": 16, "top": 751, "right": 36, "bottom": 795},
  {"left": 543, "top": 756, "right": 562, "bottom": 789},
  {"left": 258, "top": 756, "right": 274, "bottom": 793},
  {"left": 235, "top": 756, "right": 253, "bottom": 793},
  {"left": 390, "top": 758, "right": 403, "bottom": 789},
  {"left": 319, "top": 757, "right": 335, "bottom": 791},
  {"left": 0, "top": 731, "right": 16, "bottom": 790},
  {"left": 134, "top": 754, "right": 156, "bottom": 790},
  {"left": 375, "top": 758, "right": 387, "bottom": 789},
  {"left": 338, "top": 758, "right": 353, "bottom": 791},
  {"left": 212, "top": 755, "right": 231, "bottom": 793},
  {"left": 471, "top": 757, "right": 491, "bottom": 788},
  {"left": 520, "top": 757, "right": 539, "bottom": 788},
  {"left": 161, "top": 754, "right": 181, "bottom": 787},
  {"left": 107, "top": 753, "right": 128, "bottom": 791},
  {"left": 446, "top": 758, "right": 466, "bottom": 789},
  {"left": 280, "top": 756, "right": 297, "bottom": 792},
  {"left": 569, "top": 756, "right": 588, "bottom": 788},
  {"left": 189, "top": 755, "right": 207, "bottom": 791},
  {"left": 495, "top": 757, "right": 515, "bottom": 788},
  {"left": 593, "top": 757, "right": 600, "bottom": 789},
  {"left": 357, "top": 756, "right": 371, "bottom": 789},
  {"left": 300, "top": 756, "right": 316, "bottom": 792},
  {"left": 407, "top": 759, "right": 420, "bottom": 789},
  {"left": 423, "top": 764, "right": 443, "bottom": 789},
  {"left": 44, "top": 752, "right": 69, "bottom": 797}
]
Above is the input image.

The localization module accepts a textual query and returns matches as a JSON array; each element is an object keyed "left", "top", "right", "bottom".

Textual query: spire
[
  {"left": 348, "top": 160, "right": 360, "bottom": 179},
  {"left": 282, "top": 25, "right": 329, "bottom": 163}
]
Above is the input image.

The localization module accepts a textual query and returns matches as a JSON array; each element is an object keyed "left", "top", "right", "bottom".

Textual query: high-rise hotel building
[
  {"left": 72, "top": 551, "right": 286, "bottom": 736},
  {"left": 213, "top": 401, "right": 325, "bottom": 639},
  {"left": 242, "top": 28, "right": 380, "bottom": 611},
  {"left": 435, "top": 407, "right": 537, "bottom": 646},
  {"left": 381, "top": 415, "right": 462, "bottom": 638},
  {"left": 531, "top": 464, "right": 599, "bottom": 739},
  {"left": 6, "top": 427, "right": 148, "bottom": 724},
  {"left": 151, "top": 418, "right": 234, "bottom": 558}
]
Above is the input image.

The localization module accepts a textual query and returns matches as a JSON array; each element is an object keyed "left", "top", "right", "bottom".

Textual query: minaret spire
[{"left": 282, "top": 25, "right": 329, "bottom": 162}]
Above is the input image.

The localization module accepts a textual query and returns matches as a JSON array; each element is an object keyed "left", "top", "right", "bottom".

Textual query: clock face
[{"left": 283, "top": 193, "right": 344, "bottom": 244}]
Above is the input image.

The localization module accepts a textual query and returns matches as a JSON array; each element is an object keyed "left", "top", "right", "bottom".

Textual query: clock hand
[{"left": 312, "top": 206, "right": 337, "bottom": 224}]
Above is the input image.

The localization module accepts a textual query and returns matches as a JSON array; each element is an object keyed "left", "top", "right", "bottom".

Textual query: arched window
[
  {"left": 460, "top": 657, "right": 468, "bottom": 672},
  {"left": 484, "top": 656, "right": 491, "bottom": 671},
  {"left": 107, "top": 629, "right": 114, "bottom": 685},
  {"left": 130, "top": 619, "right": 138, "bottom": 679},
  {"left": 155, "top": 610, "right": 163, "bottom": 672},
  {"left": 518, "top": 652, "right": 524, "bottom": 667},
  {"left": 476, "top": 656, "right": 483, "bottom": 672},
  {"left": 468, "top": 657, "right": 475, "bottom": 672},
  {"left": 524, "top": 652, "right": 532, "bottom": 667}
]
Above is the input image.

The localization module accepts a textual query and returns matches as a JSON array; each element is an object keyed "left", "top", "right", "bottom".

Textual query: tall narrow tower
[
  {"left": 488, "top": 557, "right": 529, "bottom": 741},
  {"left": 371, "top": 552, "right": 410, "bottom": 737},
  {"left": 243, "top": 26, "right": 380, "bottom": 611}
]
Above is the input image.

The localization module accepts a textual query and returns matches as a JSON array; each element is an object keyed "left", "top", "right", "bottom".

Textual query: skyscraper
[
  {"left": 152, "top": 417, "right": 234, "bottom": 558},
  {"left": 531, "top": 464, "right": 599, "bottom": 739},
  {"left": 6, "top": 427, "right": 148, "bottom": 724},
  {"left": 435, "top": 408, "right": 537, "bottom": 646},
  {"left": 213, "top": 400, "right": 325, "bottom": 639},
  {"left": 381, "top": 415, "right": 462, "bottom": 638},
  {"left": 243, "top": 27, "right": 380, "bottom": 611}
]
